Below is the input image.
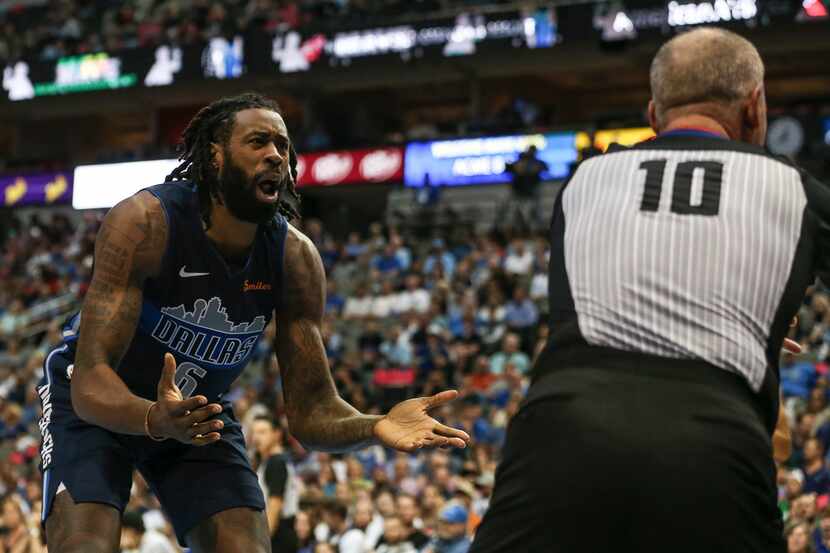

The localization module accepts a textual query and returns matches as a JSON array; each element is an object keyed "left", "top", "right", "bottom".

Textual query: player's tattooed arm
[
  {"left": 72, "top": 192, "right": 168, "bottom": 435},
  {"left": 274, "top": 226, "right": 382, "bottom": 452}
]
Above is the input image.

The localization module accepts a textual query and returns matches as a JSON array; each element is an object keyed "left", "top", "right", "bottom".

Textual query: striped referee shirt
[{"left": 543, "top": 130, "right": 830, "bottom": 421}]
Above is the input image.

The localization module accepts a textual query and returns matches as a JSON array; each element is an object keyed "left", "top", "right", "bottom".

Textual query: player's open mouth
[{"left": 256, "top": 179, "right": 280, "bottom": 202}]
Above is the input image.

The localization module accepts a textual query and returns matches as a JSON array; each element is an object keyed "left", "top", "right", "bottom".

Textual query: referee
[{"left": 470, "top": 27, "right": 827, "bottom": 553}]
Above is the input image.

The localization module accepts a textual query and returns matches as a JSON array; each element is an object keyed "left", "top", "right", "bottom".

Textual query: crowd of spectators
[
  {"left": 3, "top": 200, "right": 830, "bottom": 552},
  {"left": 779, "top": 286, "right": 830, "bottom": 553},
  {"left": 0, "top": 207, "right": 548, "bottom": 552},
  {"left": 0, "top": 0, "right": 507, "bottom": 64}
]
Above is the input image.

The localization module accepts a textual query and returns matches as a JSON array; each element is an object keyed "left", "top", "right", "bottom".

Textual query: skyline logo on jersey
[{"left": 142, "top": 297, "right": 267, "bottom": 370}]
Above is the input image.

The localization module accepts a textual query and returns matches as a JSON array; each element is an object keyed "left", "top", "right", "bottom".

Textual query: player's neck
[
  {"left": 662, "top": 115, "right": 732, "bottom": 139},
  {"left": 205, "top": 203, "right": 258, "bottom": 259}
]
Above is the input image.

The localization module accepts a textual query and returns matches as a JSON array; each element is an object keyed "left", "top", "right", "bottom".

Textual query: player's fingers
[
  {"left": 433, "top": 422, "right": 471, "bottom": 445},
  {"left": 190, "top": 432, "right": 222, "bottom": 446},
  {"left": 188, "top": 419, "right": 224, "bottom": 438},
  {"left": 783, "top": 338, "right": 802, "bottom": 354},
  {"left": 184, "top": 403, "right": 223, "bottom": 425},
  {"left": 423, "top": 435, "right": 450, "bottom": 448},
  {"left": 444, "top": 437, "right": 468, "bottom": 449},
  {"left": 423, "top": 390, "right": 459, "bottom": 410},
  {"left": 396, "top": 434, "right": 430, "bottom": 452},
  {"left": 157, "top": 353, "right": 177, "bottom": 393},
  {"left": 169, "top": 395, "right": 210, "bottom": 417}
]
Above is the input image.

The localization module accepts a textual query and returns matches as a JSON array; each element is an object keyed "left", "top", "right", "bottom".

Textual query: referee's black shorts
[{"left": 470, "top": 348, "right": 785, "bottom": 553}]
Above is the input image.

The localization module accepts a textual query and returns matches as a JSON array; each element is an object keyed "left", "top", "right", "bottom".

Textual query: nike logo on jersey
[{"left": 179, "top": 266, "right": 210, "bottom": 278}]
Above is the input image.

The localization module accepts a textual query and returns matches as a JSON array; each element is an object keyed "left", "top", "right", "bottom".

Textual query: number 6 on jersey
[{"left": 174, "top": 362, "right": 207, "bottom": 399}]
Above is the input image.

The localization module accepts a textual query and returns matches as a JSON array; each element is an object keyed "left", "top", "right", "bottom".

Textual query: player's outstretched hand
[
  {"left": 149, "top": 353, "right": 224, "bottom": 446},
  {"left": 374, "top": 390, "right": 471, "bottom": 453}
]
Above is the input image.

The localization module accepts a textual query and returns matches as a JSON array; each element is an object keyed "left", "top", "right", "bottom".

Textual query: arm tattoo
[
  {"left": 275, "top": 228, "right": 380, "bottom": 452},
  {"left": 74, "top": 193, "right": 167, "bottom": 389}
]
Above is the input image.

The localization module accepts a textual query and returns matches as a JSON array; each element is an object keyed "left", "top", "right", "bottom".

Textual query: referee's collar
[{"left": 659, "top": 127, "right": 728, "bottom": 140}]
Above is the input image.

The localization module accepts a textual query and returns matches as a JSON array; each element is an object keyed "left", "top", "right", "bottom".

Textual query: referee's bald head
[{"left": 648, "top": 28, "right": 767, "bottom": 145}]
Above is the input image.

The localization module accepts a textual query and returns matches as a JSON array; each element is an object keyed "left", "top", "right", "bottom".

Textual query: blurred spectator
[
  {"left": 374, "top": 244, "right": 404, "bottom": 276},
  {"left": 296, "top": 510, "right": 316, "bottom": 553},
  {"left": 504, "top": 286, "right": 538, "bottom": 348},
  {"left": 322, "top": 501, "right": 360, "bottom": 551},
  {"left": 504, "top": 146, "right": 547, "bottom": 231},
  {"left": 394, "top": 275, "right": 430, "bottom": 315},
  {"left": 376, "top": 515, "right": 418, "bottom": 553},
  {"left": 0, "top": 494, "right": 39, "bottom": 553},
  {"left": 503, "top": 240, "right": 534, "bottom": 277},
  {"left": 343, "top": 285, "right": 373, "bottom": 320},
  {"left": 342, "top": 498, "right": 376, "bottom": 553},
  {"left": 326, "top": 281, "right": 346, "bottom": 315},
  {"left": 489, "top": 333, "right": 530, "bottom": 376},
  {"left": 425, "top": 504, "right": 470, "bottom": 553},
  {"left": 424, "top": 240, "right": 456, "bottom": 280},
  {"left": 394, "top": 494, "right": 428, "bottom": 549},
  {"left": 371, "top": 280, "right": 399, "bottom": 320},
  {"left": 804, "top": 438, "right": 830, "bottom": 496},
  {"left": 476, "top": 290, "right": 506, "bottom": 349},
  {"left": 815, "top": 508, "right": 830, "bottom": 553},
  {"left": 0, "top": 301, "right": 28, "bottom": 339},
  {"left": 251, "top": 416, "right": 300, "bottom": 553},
  {"left": 786, "top": 519, "right": 813, "bottom": 553}
]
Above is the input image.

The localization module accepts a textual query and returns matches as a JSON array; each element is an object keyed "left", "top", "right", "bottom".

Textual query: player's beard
[{"left": 217, "top": 153, "right": 280, "bottom": 225}]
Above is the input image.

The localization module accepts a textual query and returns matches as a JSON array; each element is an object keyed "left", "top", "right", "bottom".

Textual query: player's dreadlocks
[{"left": 165, "top": 92, "right": 301, "bottom": 227}]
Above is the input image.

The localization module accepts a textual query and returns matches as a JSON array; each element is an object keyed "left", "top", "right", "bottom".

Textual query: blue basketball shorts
[{"left": 37, "top": 344, "right": 265, "bottom": 544}]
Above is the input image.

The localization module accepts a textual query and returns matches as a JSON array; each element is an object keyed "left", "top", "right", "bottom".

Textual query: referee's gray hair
[{"left": 650, "top": 28, "right": 764, "bottom": 117}]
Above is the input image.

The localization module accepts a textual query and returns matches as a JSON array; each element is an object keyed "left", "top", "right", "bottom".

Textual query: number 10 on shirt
[{"left": 639, "top": 159, "right": 724, "bottom": 216}]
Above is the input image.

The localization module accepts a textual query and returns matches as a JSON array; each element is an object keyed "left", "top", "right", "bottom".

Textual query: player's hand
[
  {"left": 149, "top": 353, "right": 223, "bottom": 446},
  {"left": 374, "top": 390, "right": 471, "bottom": 453}
]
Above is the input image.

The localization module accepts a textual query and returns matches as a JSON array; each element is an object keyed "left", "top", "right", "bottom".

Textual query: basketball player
[
  {"left": 37, "top": 93, "right": 470, "bottom": 553},
  {"left": 470, "top": 28, "right": 827, "bottom": 553}
]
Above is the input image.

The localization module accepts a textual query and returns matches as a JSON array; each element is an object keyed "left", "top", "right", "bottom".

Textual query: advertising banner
[
  {"left": 592, "top": 127, "right": 655, "bottom": 151},
  {"left": 404, "top": 132, "right": 579, "bottom": 187},
  {"left": 297, "top": 147, "right": 404, "bottom": 187},
  {"left": 3, "top": 7, "right": 558, "bottom": 101},
  {"left": 1, "top": 172, "right": 72, "bottom": 207}
]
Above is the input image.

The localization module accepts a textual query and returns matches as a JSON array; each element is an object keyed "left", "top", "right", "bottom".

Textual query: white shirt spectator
[
  {"left": 338, "top": 526, "right": 369, "bottom": 553},
  {"left": 530, "top": 272, "right": 549, "bottom": 301},
  {"left": 504, "top": 246, "right": 534, "bottom": 276},
  {"left": 343, "top": 295, "right": 373, "bottom": 319},
  {"left": 140, "top": 530, "right": 177, "bottom": 553},
  {"left": 371, "top": 294, "right": 397, "bottom": 319},
  {"left": 394, "top": 289, "right": 430, "bottom": 314},
  {"left": 364, "top": 514, "right": 386, "bottom": 550}
]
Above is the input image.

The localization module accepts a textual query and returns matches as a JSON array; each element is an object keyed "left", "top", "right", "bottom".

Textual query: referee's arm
[{"left": 773, "top": 390, "right": 791, "bottom": 463}]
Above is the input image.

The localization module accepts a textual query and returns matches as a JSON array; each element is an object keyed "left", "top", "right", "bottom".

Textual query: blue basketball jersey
[{"left": 61, "top": 180, "right": 287, "bottom": 402}]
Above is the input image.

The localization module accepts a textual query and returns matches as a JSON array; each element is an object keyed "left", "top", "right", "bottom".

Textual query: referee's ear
[
  {"left": 647, "top": 101, "right": 660, "bottom": 134},
  {"left": 743, "top": 85, "right": 768, "bottom": 147}
]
